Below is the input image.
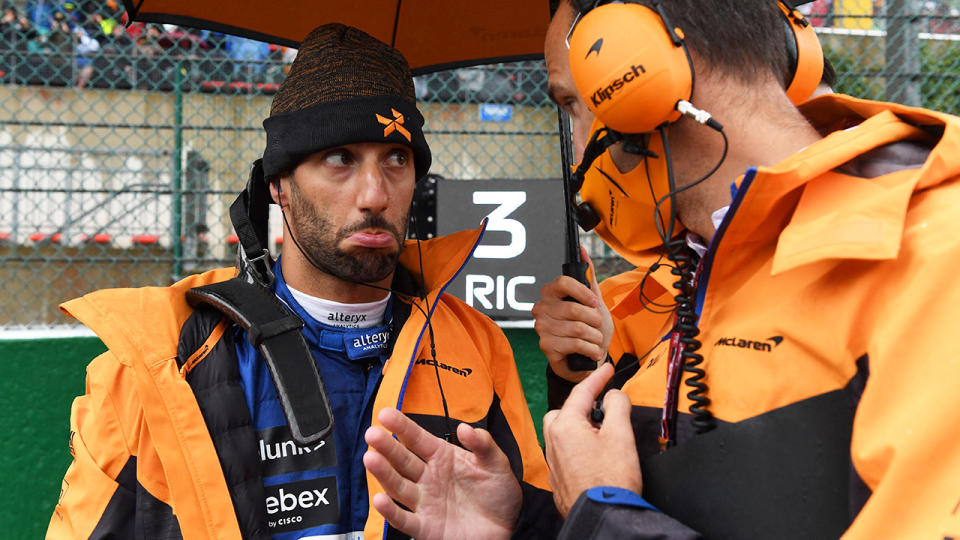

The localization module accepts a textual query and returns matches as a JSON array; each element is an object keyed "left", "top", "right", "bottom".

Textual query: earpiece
[
  {"left": 273, "top": 179, "right": 284, "bottom": 207},
  {"left": 574, "top": 196, "right": 602, "bottom": 230},
  {"left": 779, "top": 1, "right": 825, "bottom": 104},
  {"left": 567, "top": 0, "right": 693, "bottom": 134}
]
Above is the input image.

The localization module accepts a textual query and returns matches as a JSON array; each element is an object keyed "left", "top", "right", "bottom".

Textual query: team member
[
  {"left": 47, "top": 24, "right": 556, "bottom": 540},
  {"left": 536, "top": 0, "right": 836, "bottom": 390},
  {"left": 535, "top": 0, "right": 960, "bottom": 538}
]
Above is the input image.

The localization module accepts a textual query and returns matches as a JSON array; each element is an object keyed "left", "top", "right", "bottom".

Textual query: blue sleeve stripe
[{"left": 585, "top": 486, "right": 660, "bottom": 512}]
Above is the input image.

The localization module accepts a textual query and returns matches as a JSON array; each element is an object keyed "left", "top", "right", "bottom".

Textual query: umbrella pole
[
  {"left": 557, "top": 108, "right": 596, "bottom": 372},
  {"left": 172, "top": 59, "right": 184, "bottom": 281}
]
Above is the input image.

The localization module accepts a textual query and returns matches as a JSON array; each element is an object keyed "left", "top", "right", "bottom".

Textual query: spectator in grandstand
[
  {"left": 98, "top": 22, "right": 135, "bottom": 86},
  {"left": 224, "top": 33, "right": 270, "bottom": 80},
  {"left": 102, "top": 19, "right": 133, "bottom": 53},
  {"left": 58, "top": 1, "right": 82, "bottom": 26},
  {"left": 134, "top": 23, "right": 163, "bottom": 56},
  {"left": 46, "top": 23, "right": 557, "bottom": 539},
  {"left": 123, "top": 19, "right": 145, "bottom": 40},
  {"left": 45, "top": 10, "right": 73, "bottom": 78},
  {"left": 86, "top": 12, "right": 119, "bottom": 44},
  {"left": 25, "top": 0, "right": 54, "bottom": 32},
  {"left": 0, "top": 7, "right": 16, "bottom": 40},
  {"left": 73, "top": 22, "right": 97, "bottom": 88},
  {"left": 0, "top": 6, "right": 38, "bottom": 51}
]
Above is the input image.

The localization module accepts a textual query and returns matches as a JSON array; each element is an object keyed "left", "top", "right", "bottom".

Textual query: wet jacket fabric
[
  {"left": 557, "top": 94, "right": 960, "bottom": 539},
  {"left": 47, "top": 225, "right": 556, "bottom": 540}
]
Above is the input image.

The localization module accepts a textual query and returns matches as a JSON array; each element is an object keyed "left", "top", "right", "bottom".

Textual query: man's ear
[{"left": 269, "top": 177, "right": 284, "bottom": 207}]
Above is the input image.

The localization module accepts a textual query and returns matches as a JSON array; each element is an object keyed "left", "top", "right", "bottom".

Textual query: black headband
[{"left": 261, "top": 95, "right": 432, "bottom": 182}]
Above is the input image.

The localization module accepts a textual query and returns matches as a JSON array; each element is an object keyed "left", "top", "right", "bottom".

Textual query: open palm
[{"left": 363, "top": 408, "right": 522, "bottom": 540}]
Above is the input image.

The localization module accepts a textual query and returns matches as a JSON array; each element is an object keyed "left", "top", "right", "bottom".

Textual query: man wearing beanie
[{"left": 48, "top": 24, "right": 558, "bottom": 540}]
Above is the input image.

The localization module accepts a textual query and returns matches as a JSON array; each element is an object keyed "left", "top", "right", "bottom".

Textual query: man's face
[
  {"left": 546, "top": 3, "right": 644, "bottom": 174},
  {"left": 545, "top": 2, "right": 595, "bottom": 163},
  {"left": 279, "top": 142, "right": 415, "bottom": 284}
]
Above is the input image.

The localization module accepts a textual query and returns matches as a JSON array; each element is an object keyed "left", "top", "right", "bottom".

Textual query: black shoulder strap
[
  {"left": 186, "top": 277, "right": 334, "bottom": 446},
  {"left": 230, "top": 160, "right": 275, "bottom": 287}
]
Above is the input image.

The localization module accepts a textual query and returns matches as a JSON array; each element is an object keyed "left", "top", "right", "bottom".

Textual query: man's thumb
[
  {"left": 580, "top": 245, "right": 601, "bottom": 293},
  {"left": 458, "top": 424, "right": 506, "bottom": 468}
]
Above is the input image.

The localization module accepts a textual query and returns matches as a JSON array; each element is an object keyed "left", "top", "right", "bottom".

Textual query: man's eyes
[
  {"left": 387, "top": 149, "right": 410, "bottom": 166},
  {"left": 323, "top": 150, "right": 352, "bottom": 166}
]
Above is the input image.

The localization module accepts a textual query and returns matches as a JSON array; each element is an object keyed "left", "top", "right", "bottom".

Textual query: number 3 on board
[{"left": 472, "top": 191, "right": 526, "bottom": 259}]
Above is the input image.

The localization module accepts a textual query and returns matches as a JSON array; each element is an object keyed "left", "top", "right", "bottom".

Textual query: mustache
[{"left": 338, "top": 214, "right": 404, "bottom": 241}]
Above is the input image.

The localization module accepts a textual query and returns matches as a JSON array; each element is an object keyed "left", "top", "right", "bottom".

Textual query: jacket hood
[{"left": 60, "top": 267, "right": 239, "bottom": 363}]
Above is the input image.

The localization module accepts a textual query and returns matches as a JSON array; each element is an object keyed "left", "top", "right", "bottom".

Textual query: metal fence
[{"left": 2, "top": 2, "right": 960, "bottom": 327}]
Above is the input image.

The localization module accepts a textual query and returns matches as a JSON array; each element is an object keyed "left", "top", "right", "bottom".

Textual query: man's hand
[
  {"left": 363, "top": 408, "right": 521, "bottom": 540},
  {"left": 532, "top": 247, "right": 614, "bottom": 382},
  {"left": 543, "top": 363, "right": 642, "bottom": 517}
]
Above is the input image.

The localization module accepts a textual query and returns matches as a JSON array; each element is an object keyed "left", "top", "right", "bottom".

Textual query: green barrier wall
[{"left": 0, "top": 329, "right": 547, "bottom": 538}]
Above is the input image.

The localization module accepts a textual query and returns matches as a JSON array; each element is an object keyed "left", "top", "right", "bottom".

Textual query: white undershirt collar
[
  {"left": 685, "top": 205, "right": 730, "bottom": 258},
  {"left": 287, "top": 287, "right": 390, "bottom": 329}
]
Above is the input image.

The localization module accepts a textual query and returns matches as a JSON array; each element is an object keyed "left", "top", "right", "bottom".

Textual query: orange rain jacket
[
  {"left": 47, "top": 226, "right": 554, "bottom": 540},
  {"left": 559, "top": 95, "right": 960, "bottom": 539}
]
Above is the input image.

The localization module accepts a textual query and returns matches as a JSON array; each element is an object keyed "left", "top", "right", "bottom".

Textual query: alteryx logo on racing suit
[
  {"left": 265, "top": 476, "right": 339, "bottom": 533},
  {"left": 344, "top": 328, "right": 391, "bottom": 361},
  {"left": 328, "top": 312, "right": 368, "bottom": 326},
  {"left": 258, "top": 425, "right": 337, "bottom": 477}
]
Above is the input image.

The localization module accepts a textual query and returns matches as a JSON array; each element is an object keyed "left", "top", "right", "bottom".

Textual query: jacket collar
[
  {"left": 396, "top": 220, "right": 487, "bottom": 294},
  {"left": 722, "top": 94, "right": 960, "bottom": 274}
]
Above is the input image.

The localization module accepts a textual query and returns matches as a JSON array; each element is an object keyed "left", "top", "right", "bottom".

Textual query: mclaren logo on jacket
[
  {"left": 714, "top": 335, "right": 784, "bottom": 352},
  {"left": 415, "top": 357, "right": 472, "bottom": 377}
]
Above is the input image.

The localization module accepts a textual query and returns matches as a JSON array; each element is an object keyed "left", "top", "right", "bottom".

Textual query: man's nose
[{"left": 356, "top": 160, "right": 390, "bottom": 213}]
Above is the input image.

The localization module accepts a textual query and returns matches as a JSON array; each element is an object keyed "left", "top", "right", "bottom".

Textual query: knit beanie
[{"left": 261, "top": 24, "right": 432, "bottom": 182}]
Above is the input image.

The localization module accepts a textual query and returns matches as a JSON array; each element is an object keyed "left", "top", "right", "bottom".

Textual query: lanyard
[
  {"left": 659, "top": 322, "right": 685, "bottom": 451},
  {"left": 659, "top": 253, "right": 705, "bottom": 451}
]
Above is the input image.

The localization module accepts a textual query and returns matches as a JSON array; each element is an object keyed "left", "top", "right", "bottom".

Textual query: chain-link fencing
[{"left": 2, "top": 1, "right": 959, "bottom": 327}]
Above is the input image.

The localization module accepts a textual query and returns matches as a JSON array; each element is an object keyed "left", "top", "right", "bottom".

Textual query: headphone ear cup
[
  {"left": 568, "top": 3, "right": 692, "bottom": 134},
  {"left": 779, "top": 1, "right": 825, "bottom": 104}
]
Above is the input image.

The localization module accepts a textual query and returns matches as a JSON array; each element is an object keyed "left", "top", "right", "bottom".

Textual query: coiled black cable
[
  {"left": 667, "top": 239, "right": 715, "bottom": 434},
  {"left": 655, "top": 125, "right": 722, "bottom": 436}
]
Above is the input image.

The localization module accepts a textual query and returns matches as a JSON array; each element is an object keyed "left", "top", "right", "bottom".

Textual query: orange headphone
[
  {"left": 567, "top": 0, "right": 693, "bottom": 134},
  {"left": 780, "top": 1, "right": 825, "bottom": 103},
  {"left": 568, "top": 1, "right": 825, "bottom": 257},
  {"left": 567, "top": 0, "right": 824, "bottom": 134}
]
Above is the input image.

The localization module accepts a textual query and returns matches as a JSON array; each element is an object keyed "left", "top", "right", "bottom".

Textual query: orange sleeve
[
  {"left": 46, "top": 351, "right": 138, "bottom": 540},
  {"left": 843, "top": 186, "right": 960, "bottom": 539}
]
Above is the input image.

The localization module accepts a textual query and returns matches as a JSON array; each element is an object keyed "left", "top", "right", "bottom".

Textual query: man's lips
[{"left": 346, "top": 231, "right": 396, "bottom": 249}]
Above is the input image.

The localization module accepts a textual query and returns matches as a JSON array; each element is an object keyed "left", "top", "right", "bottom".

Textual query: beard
[{"left": 286, "top": 181, "right": 407, "bottom": 284}]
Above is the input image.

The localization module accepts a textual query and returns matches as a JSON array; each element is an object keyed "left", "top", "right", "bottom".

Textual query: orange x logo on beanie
[{"left": 376, "top": 109, "right": 412, "bottom": 142}]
